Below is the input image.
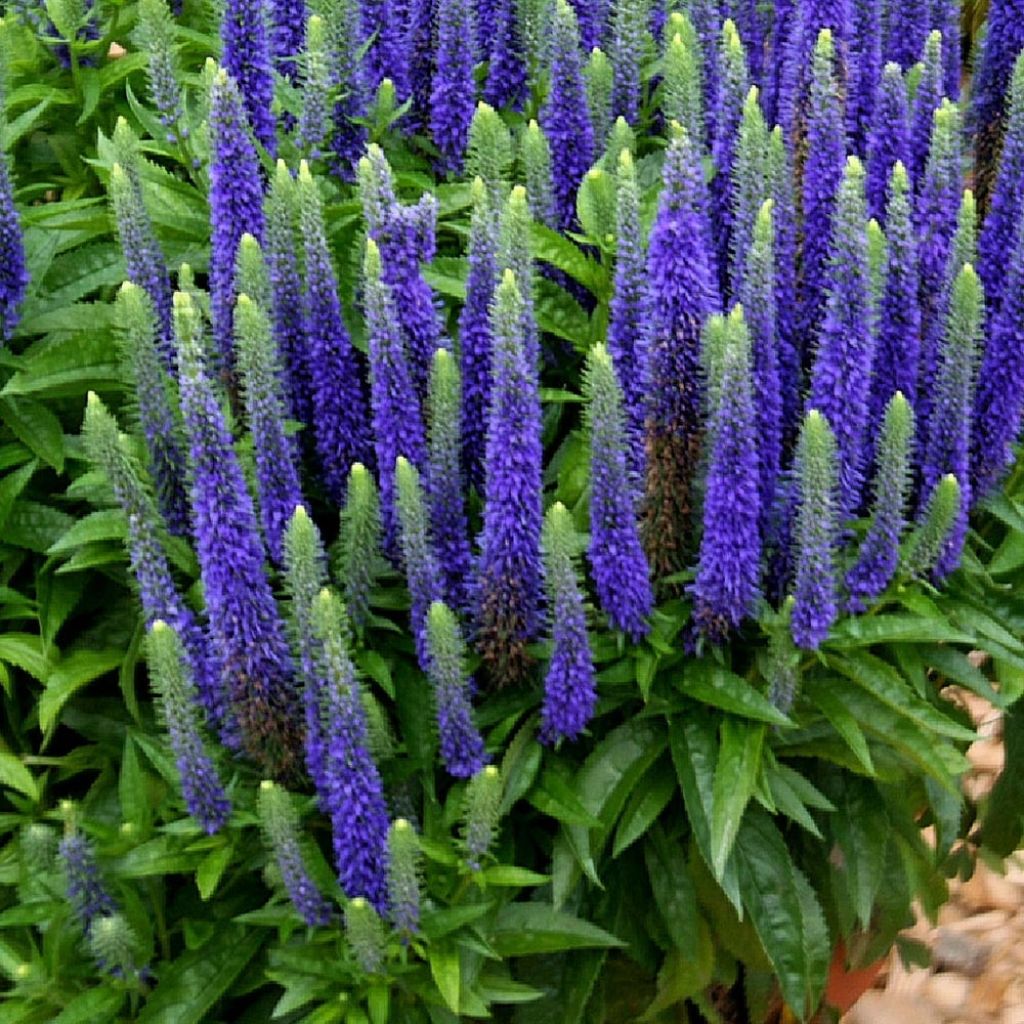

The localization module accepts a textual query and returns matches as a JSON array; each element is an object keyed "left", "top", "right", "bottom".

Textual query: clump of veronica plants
[{"left": 6, "top": 4, "right": 1024, "bottom": 1023}]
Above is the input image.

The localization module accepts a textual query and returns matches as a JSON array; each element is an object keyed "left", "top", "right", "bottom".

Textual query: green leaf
[
  {"left": 612, "top": 761, "right": 675, "bottom": 857},
  {"left": 733, "top": 809, "right": 819, "bottom": 1018},
  {"left": 50, "top": 986, "right": 125, "bottom": 1024},
  {"left": 478, "top": 865, "right": 550, "bottom": 887},
  {"left": 39, "top": 648, "right": 125, "bottom": 733},
  {"left": 530, "top": 225, "right": 609, "bottom": 299},
  {"left": 981, "top": 698, "right": 1024, "bottom": 856},
  {"left": 4, "top": 500, "right": 74, "bottom": 552},
  {"left": 643, "top": 827, "right": 699, "bottom": 960},
  {"left": 195, "top": 844, "right": 233, "bottom": 900},
  {"left": 429, "top": 943, "right": 460, "bottom": 1013},
  {"left": 420, "top": 903, "right": 493, "bottom": 940},
  {"left": 678, "top": 661, "right": 793, "bottom": 726},
  {"left": 828, "top": 652, "right": 976, "bottom": 741},
  {"left": 826, "top": 614, "right": 973, "bottom": 647},
  {"left": 642, "top": 929, "right": 714, "bottom": 1019},
  {"left": 0, "top": 396, "right": 64, "bottom": 471},
  {"left": 490, "top": 905, "right": 624, "bottom": 956},
  {"left": 37, "top": 571, "right": 86, "bottom": 650},
  {"left": 830, "top": 780, "right": 889, "bottom": 930},
  {"left": 0, "top": 460, "right": 36, "bottom": 531},
  {"left": 0, "top": 633, "right": 50, "bottom": 681},
  {"left": 48, "top": 508, "right": 127, "bottom": 555},
  {"left": 119, "top": 736, "right": 148, "bottom": 830},
  {"left": 711, "top": 719, "right": 765, "bottom": 879},
  {"left": 0, "top": 752, "right": 38, "bottom": 801},
  {"left": 558, "top": 719, "right": 667, "bottom": 903},
  {"left": 136, "top": 926, "right": 264, "bottom": 1024},
  {"left": 803, "top": 678, "right": 875, "bottom": 774}
]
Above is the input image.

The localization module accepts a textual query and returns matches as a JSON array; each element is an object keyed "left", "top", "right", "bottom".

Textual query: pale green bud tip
[
  {"left": 396, "top": 454, "right": 409, "bottom": 470},
  {"left": 110, "top": 162, "right": 126, "bottom": 181},
  {"left": 308, "top": 13, "right": 322, "bottom": 28},
  {"left": 214, "top": 66, "right": 228, "bottom": 85},
  {"left": 501, "top": 267, "right": 516, "bottom": 289},
  {"left": 846, "top": 154, "right": 864, "bottom": 175},
  {"left": 351, "top": 896, "right": 368, "bottom": 910},
  {"left": 317, "top": 587, "right": 331, "bottom": 601},
  {"left": 14, "top": 964, "right": 30, "bottom": 979},
  {"left": 151, "top": 619, "right": 169, "bottom": 632},
  {"left": 298, "top": 159, "right": 311, "bottom": 181},
  {"left": 86, "top": 390, "right": 101, "bottom": 406},
  {"left": 236, "top": 292, "right": 253, "bottom": 308},
  {"left": 172, "top": 291, "right": 193, "bottom": 310},
  {"left": 351, "top": 462, "right": 367, "bottom": 477},
  {"left": 817, "top": 28, "right": 832, "bottom": 45},
  {"left": 260, "top": 779, "right": 275, "bottom": 791},
  {"left": 364, "top": 236, "right": 381, "bottom": 275},
  {"left": 292, "top": 504, "right": 309, "bottom": 520},
  {"left": 484, "top": 765, "right": 499, "bottom": 780},
  {"left": 746, "top": 85, "right": 759, "bottom": 105},
  {"left": 618, "top": 147, "right": 634, "bottom": 171},
  {"left": 60, "top": 799, "right": 74, "bottom": 813},
  {"left": 394, "top": 817, "right": 412, "bottom": 832}
]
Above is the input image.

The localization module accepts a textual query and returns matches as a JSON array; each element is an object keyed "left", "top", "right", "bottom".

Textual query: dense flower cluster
[{"left": 64, "top": 0, "right": 1024, "bottom": 934}]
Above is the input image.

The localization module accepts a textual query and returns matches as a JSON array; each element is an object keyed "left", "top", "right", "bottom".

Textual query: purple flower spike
[
  {"left": 311, "top": 590, "right": 390, "bottom": 912},
  {"left": 431, "top": 0, "right": 477, "bottom": 172},
  {"left": 869, "top": 162, "right": 921, "bottom": 432},
  {"left": 220, "top": 0, "right": 276, "bottom": 154},
  {"left": 541, "top": 0, "right": 595, "bottom": 231},
  {"left": 865, "top": 62, "right": 910, "bottom": 221},
  {"left": 364, "top": 238, "right": 429, "bottom": 561},
  {"left": 808, "top": 156, "right": 875, "bottom": 521},
  {"left": 846, "top": 392, "right": 915, "bottom": 611},
  {"left": 693, "top": 308, "right": 762, "bottom": 642},
  {"left": 846, "top": 0, "right": 881, "bottom": 151},
  {"left": 297, "top": 161, "right": 374, "bottom": 503},
  {"left": 476, "top": 269, "right": 543, "bottom": 688},
  {"left": 882, "top": 0, "right": 928, "bottom": 69},
  {"left": 970, "top": 0, "right": 1024, "bottom": 210},
  {"left": 459, "top": 178, "right": 498, "bottom": 491},
  {"left": 173, "top": 291, "right": 300, "bottom": 778},
  {"left": 585, "top": 344, "right": 652, "bottom": 640},
  {"left": 607, "top": 149, "right": 649, "bottom": 483},
  {"left": 643, "top": 127, "right": 719, "bottom": 580},
  {"left": 540, "top": 503, "right": 597, "bottom": 745},
  {"left": 426, "top": 601, "right": 488, "bottom": 777},
  {"left": 909, "top": 31, "right": 944, "bottom": 190},
  {"left": 978, "top": 52, "right": 1024, "bottom": 319},
  {"left": 798, "top": 28, "right": 846, "bottom": 351},
  {"left": 208, "top": 67, "right": 265, "bottom": 368},
  {"left": 791, "top": 410, "right": 840, "bottom": 650},
  {"left": 972, "top": 221, "right": 1024, "bottom": 500},
  {"left": 921, "top": 265, "right": 983, "bottom": 579},
  {"left": 484, "top": 0, "right": 527, "bottom": 110}
]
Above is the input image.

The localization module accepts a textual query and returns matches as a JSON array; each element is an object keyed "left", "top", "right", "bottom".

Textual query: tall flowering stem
[
  {"left": 585, "top": 344, "right": 652, "bottom": 640},
  {"left": 846, "top": 392, "right": 914, "bottom": 611},
  {"left": 235, "top": 285, "right": 305, "bottom": 566},
  {"left": 114, "top": 282, "right": 190, "bottom": 537},
  {"left": 137, "top": 0, "right": 184, "bottom": 143},
  {"left": 807, "top": 156, "right": 874, "bottom": 520},
  {"left": 208, "top": 68, "right": 265, "bottom": 368},
  {"left": 311, "top": 589, "right": 390, "bottom": 911},
  {"left": 257, "top": 781, "right": 332, "bottom": 926},
  {"left": 395, "top": 457, "right": 443, "bottom": 667},
  {"left": 909, "top": 31, "right": 944, "bottom": 190},
  {"left": 109, "top": 119, "right": 173, "bottom": 368},
  {"left": 173, "top": 291, "right": 300, "bottom": 777},
  {"left": 865, "top": 63, "right": 910, "bottom": 222},
  {"left": 282, "top": 506, "right": 330, "bottom": 799},
  {"left": 297, "top": 161, "right": 373, "bottom": 501},
  {"left": 978, "top": 52, "right": 1024, "bottom": 318},
  {"left": 971, "top": 0, "right": 1024, "bottom": 211},
  {"left": 693, "top": 308, "right": 762, "bottom": 641},
  {"left": 540, "top": 503, "right": 597, "bottom": 745},
  {"left": 339, "top": 464, "right": 383, "bottom": 632},
  {"left": 431, "top": 0, "right": 477, "bottom": 172},
  {"left": 426, "top": 601, "right": 487, "bottom": 776},
  {"left": 541, "top": 0, "right": 595, "bottom": 230},
  {"left": 358, "top": 146, "right": 445, "bottom": 398},
  {"left": 642, "top": 127, "right": 719, "bottom": 580},
  {"left": 387, "top": 819, "right": 421, "bottom": 937},
  {"left": 264, "top": 161, "right": 309, "bottom": 428},
  {"left": 606, "top": 149, "right": 648, "bottom": 482},
  {"left": 869, "top": 162, "right": 920, "bottom": 431},
  {"left": 799, "top": 28, "right": 846, "bottom": 350},
  {"left": 58, "top": 828, "right": 116, "bottom": 935},
  {"left": 609, "top": 0, "right": 642, "bottom": 124},
  {"left": 147, "top": 622, "right": 231, "bottom": 834},
  {"left": 428, "top": 349, "right": 473, "bottom": 611},
  {"left": 220, "top": 0, "right": 276, "bottom": 154},
  {"left": 459, "top": 180, "right": 497, "bottom": 491},
  {"left": 791, "top": 410, "right": 840, "bottom": 650},
  {"left": 661, "top": 17, "right": 704, "bottom": 147},
  {"left": 476, "top": 269, "right": 543, "bottom": 687},
  {"left": 83, "top": 391, "right": 225, "bottom": 735},
  {"left": 922, "top": 264, "right": 983, "bottom": 578},
  {"left": 484, "top": 0, "right": 527, "bottom": 110},
  {"left": 364, "top": 237, "right": 429, "bottom": 560},
  {"left": 741, "top": 201, "right": 782, "bottom": 528},
  {"left": 973, "top": 218, "right": 1024, "bottom": 500}
]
